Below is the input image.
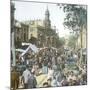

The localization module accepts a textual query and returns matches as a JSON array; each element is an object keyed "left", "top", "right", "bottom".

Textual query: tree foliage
[
  {"left": 68, "top": 35, "right": 77, "bottom": 48},
  {"left": 62, "top": 4, "right": 87, "bottom": 31}
]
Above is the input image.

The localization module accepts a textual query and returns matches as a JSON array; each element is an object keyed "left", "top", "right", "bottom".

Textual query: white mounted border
[{"left": 0, "top": 0, "right": 89, "bottom": 90}]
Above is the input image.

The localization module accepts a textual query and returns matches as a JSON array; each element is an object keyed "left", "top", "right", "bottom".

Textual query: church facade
[{"left": 12, "top": 4, "right": 59, "bottom": 48}]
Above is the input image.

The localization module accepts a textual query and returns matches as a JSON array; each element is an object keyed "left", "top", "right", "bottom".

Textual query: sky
[{"left": 13, "top": 1, "right": 71, "bottom": 37}]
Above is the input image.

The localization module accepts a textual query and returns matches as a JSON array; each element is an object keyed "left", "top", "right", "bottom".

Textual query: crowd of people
[{"left": 11, "top": 47, "right": 87, "bottom": 89}]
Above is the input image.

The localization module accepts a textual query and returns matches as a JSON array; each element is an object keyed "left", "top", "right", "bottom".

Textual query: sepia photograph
[{"left": 11, "top": 0, "right": 87, "bottom": 90}]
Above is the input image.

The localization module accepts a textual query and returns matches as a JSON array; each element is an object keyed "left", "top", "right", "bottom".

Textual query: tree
[
  {"left": 62, "top": 4, "right": 87, "bottom": 31},
  {"left": 68, "top": 35, "right": 77, "bottom": 49},
  {"left": 61, "top": 4, "right": 87, "bottom": 63},
  {"left": 56, "top": 37, "right": 65, "bottom": 48},
  {"left": 62, "top": 4, "right": 87, "bottom": 48}
]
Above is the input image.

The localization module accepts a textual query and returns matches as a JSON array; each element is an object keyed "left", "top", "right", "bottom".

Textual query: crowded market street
[{"left": 11, "top": 1, "right": 87, "bottom": 90}]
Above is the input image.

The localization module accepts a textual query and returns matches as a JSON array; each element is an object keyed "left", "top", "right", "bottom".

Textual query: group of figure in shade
[{"left": 11, "top": 47, "right": 87, "bottom": 89}]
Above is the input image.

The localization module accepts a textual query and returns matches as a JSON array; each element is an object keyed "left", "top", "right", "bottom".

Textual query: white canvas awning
[
  {"left": 15, "top": 49, "right": 25, "bottom": 52},
  {"left": 20, "top": 43, "right": 39, "bottom": 57}
]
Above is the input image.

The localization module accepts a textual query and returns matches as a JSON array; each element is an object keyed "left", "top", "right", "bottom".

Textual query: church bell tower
[{"left": 44, "top": 6, "right": 51, "bottom": 29}]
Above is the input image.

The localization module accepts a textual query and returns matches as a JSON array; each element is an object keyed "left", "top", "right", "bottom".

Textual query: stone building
[
  {"left": 14, "top": 20, "right": 29, "bottom": 48},
  {"left": 14, "top": 6, "right": 59, "bottom": 48},
  {"left": 24, "top": 19, "right": 44, "bottom": 39},
  {"left": 44, "top": 6, "right": 51, "bottom": 29},
  {"left": 23, "top": 7, "right": 58, "bottom": 47}
]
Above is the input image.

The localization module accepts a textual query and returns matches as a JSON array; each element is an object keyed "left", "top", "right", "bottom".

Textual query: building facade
[
  {"left": 14, "top": 6, "right": 59, "bottom": 48},
  {"left": 15, "top": 20, "right": 29, "bottom": 48},
  {"left": 44, "top": 6, "right": 51, "bottom": 29}
]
